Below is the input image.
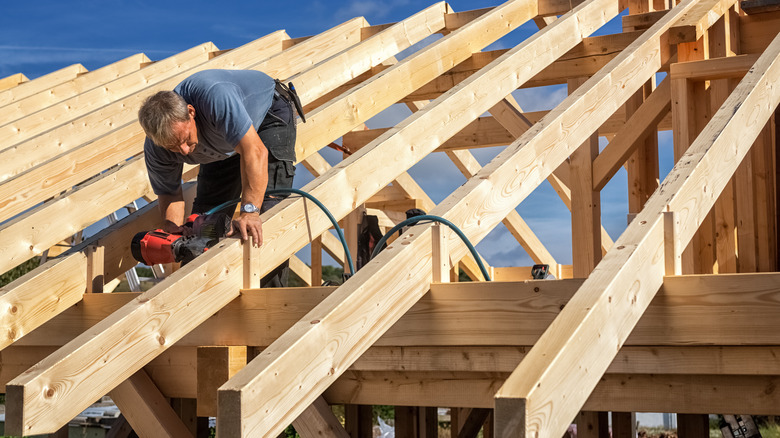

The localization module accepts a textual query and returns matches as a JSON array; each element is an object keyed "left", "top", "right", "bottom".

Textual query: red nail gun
[{"left": 130, "top": 213, "right": 231, "bottom": 265}]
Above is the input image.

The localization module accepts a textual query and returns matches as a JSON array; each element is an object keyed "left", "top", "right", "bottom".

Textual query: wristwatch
[{"left": 240, "top": 203, "right": 260, "bottom": 214}]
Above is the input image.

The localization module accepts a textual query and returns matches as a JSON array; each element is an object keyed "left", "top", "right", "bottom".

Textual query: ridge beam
[
  {"left": 495, "top": 5, "right": 779, "bottom": 438},
  {"left": 216, "top": 0, "right": 621, "bottom": 435}
]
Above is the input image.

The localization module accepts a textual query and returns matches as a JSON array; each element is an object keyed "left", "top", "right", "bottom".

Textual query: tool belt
[{"left": 274, "top": 79, "right": 306, "bottom": 123}]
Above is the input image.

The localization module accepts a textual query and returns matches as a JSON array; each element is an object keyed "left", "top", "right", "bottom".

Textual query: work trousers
[{"left": 191, "top": 92, "right": 296, "bottom": 288}]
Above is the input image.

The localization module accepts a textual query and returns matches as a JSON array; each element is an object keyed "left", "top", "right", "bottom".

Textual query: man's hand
[
  {"left": 229, "top": 212, "right": 263, "bottom": 247},
  {"left": 161, "top": 220, "right": 194, "bottom": 236}
]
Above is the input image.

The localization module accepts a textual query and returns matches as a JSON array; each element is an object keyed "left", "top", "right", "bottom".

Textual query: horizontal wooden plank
[
  {"left": 16, "top": 273, "right": 780, "bottom": 348},
  {"left": 324, "top": 371, "right": 780, "bottom": 415},
  {"left": 670, "top": 53, "right": 760, "bottom": 80},
  {"left": 6, "top": 345, "right": 780, "bottom": 397}
]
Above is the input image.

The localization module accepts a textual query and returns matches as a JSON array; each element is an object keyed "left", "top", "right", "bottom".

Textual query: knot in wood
[
  {"left": 310, "top": 319, "right": 320, "bottom": 324},
  {"left": 44, "top": 387, "right": 56, "bottom": 398}
]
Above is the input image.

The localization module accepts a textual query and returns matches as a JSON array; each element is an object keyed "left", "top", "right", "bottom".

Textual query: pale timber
[
  {"left": 0, "top": 73, "right": 29, "bottom": 91},
  {"left": 0, "top": 18, "right": 366, "bottom": 223},
  {"left": 3, "top": 2, "right": 536, "bottom": 433},
  {"left": 495, "top": 11, "right": 780, "bottom": 438},
  {"left": 0, "top": 63, "right": 88, "bottom": 107},
  {"left": 12, "top": 274, "right": 780, "bottom": 349},
  {"left": 0, "top": 52, "right": 152, "bottom": 124},
  {"left": 217, "top": 0, "right": 622, "bottom": 435}
]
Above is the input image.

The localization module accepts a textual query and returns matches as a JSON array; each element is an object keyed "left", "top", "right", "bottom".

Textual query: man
[{"left": 138, "top": 69, "right": 297, "bottom": 286}]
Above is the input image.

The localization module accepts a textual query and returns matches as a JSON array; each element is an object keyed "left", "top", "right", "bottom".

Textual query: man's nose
[{"left": 178, "top": 143, "right": 190, "bottom": 155}]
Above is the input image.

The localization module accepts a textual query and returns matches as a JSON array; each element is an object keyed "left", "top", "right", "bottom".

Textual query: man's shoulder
[{"left": 177, "top": 69, "right": 272, "bottom": 90}]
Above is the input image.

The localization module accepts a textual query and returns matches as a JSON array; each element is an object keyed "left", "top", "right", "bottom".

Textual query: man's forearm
[
  {"left": 158, "top": 189, "right": 186, "bottom": 228},
  {"left": 237, "top": 131, "right": 269, "bottom": 209}
]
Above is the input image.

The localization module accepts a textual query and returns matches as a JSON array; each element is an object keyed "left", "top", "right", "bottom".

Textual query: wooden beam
[
  {"left": 0, "top": 19, "right": 365, "bottom": 222},
  {"left": 13, "top": 272, "right": 780, "bottom": 351},
  {"left": 446, "top": 149, "right": 557, "bottom": 267},
  {"left": 106, "top": 370, "right": 194, "bottom": 438},
  {"left": 568, "top": 77, "right": 602, "bottom": 277},
  {"left": 495, "top": 16, "right": 780, "bottom": 438},
  {"left": 216, "top": 1, "right": 621, "bottom": 435},
  {"left": 593, "top": 77, "right": 670, "bottom": 191},
  {"left": 0, "top": 73, "right": 29, "bottom": 92},
  {"left": 196, "top": 346, "right": 247, "bottom": 417},
  {"left": 284, "top": 2, "right": 448, "bottom": 108},
  {"left": 292, "top": 396, "right": 350, "bottom": 438},
  {"left": 670, "top": 53, "right": 759, "bottom": 79},
  {"left": 0, "top": 52, "right": 153, "bottom": 124},
  {"left": 293, "top": 0, "right": 537, "bottom": 164},
  {"left": 405, "top": 31, "right": 643, "bottom": 101},
  {"left": 0, "top": 64, "right": 88, "bottom": 107},
  {"left": 668, "top": 0, "right": 740, "bottom": 44},
  {"left": 0, "top": 156, "right": 152, "bottom": 274},
  {"left": 3, "top": 3, "right": 540, "bottom": 434},
  {"left": 0, "top": 43, "right": 217, "bottom": 161},
  {"left": 325, "top": 372, "right": 780, "bottom": 416},
  {"left": 0, "top": 254, "right": 86, "bottom": 350}
]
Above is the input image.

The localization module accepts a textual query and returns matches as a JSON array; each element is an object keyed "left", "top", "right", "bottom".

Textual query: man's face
[{"left": 162, "top": 104, "right": 198, "bottom": 155}]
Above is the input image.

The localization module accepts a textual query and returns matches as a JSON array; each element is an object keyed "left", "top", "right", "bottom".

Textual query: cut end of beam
[{"left": 494, "top": 396, "right": 528, "bottom": 438}]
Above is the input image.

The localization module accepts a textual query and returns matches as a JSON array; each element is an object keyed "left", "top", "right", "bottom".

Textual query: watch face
[{"left": 242, "top": 203, "right": 259, "bottom": 213}]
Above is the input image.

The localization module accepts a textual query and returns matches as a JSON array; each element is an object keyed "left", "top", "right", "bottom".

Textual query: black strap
[{"left": 274, "top": 79, "right": 306, "bottom": 123}]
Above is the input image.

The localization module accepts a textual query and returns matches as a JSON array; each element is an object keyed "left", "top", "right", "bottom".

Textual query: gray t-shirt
[{"left": 144, "top": 69, "right": 276, "bottom": 195}]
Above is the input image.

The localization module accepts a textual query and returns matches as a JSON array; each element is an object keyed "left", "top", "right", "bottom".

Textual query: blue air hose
[
  {"left": 204, "top": 189, "right": 356, "bottom": 275},
  {"left": 370, "top": 214, "right": 491, "bottom": 281}
]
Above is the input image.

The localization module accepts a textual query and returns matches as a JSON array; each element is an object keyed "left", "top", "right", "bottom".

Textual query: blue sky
[{"left": 2, "top": 1, "right": 676, "bottom": 270}]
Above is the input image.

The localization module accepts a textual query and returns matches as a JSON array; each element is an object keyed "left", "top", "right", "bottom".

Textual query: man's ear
[{"left": 188, "top": 104, "right": 196, "bottom": 118}]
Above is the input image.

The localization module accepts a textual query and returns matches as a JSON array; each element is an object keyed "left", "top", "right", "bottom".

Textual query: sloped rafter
[
  {"left": 494, "top": 6, "right": 780, "bottom": 438},
  {"left": 0, "top": 73, "right": 29, "bottom": 92},
  {"left": 0, "top": 43, "right": 218, "bottom": 160},
  {"left": 0, "top": 64, "right": 88, "bottom": 107},
  {"left": 216, "top": 0, "right": 622, "bottom": 435},
  {"left": 0, "top": 52, "right": 153, "bottom": 124},
  {"left": 0, "top": 4, "right": 459, "bottom": 360},
  {"left": 3, "top": 2, "right": 529, "bottom": 434}
]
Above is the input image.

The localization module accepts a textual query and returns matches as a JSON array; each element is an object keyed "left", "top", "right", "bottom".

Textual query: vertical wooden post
[
  {"left": 678, "top": 414, "right": 710, "bottom": 438},
  {"left": 85, "top": 244, "right": 105, "bottom": 293},
  {"left": 243, "top": 237, "right": 261, "bottom": 289},
  {"left": 396, "top": 406, "right": 420, "bottom": 438},
  {"left": 197, "top": 346, "right": 247, "bottom": 417},
  {"left": 170, "top": 398, "right": 200, "bottom": 437},
  {"left": 432, "top": 223, "right": 451, "bottom": 283},
  {"left": 576, "top": 411, "right": 610, "bottom": 438},
  {"left": 625, "top": 78, "right": 660, "bottom": 215},
  {"left": 311, "top": 235, "right": 323, "bottom": 286},
  {"left": 342, "top": 208, "right": 363, "bottom": 276},
  {"left": 664, "top": 210, "right": 682, "bottom": 276},
  {"left": 710, "top": 13, "right": 739, "bottom": 273},
  {"left": 344, "top": 404, "right": 373, "bottom": 438},
  {"left": 568, "top": 77, "right": 601, "bottom": 278},
  {"left": 612, "top": 412, "right": 637, "bottom": 438},
  {"left": 755, "top": 120, "right": 776, "bottom": 272},
  {"left": 421, "top": 407, "right": 439, "bottom": 438}
]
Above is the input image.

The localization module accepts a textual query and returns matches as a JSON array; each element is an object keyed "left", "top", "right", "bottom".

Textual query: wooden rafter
[
  {"left": 495, "top": 8, "right": 780, "bottom": 438},
  {"left": 216, "top": 0, "right": 621, "bottom": 434},
  {"left": 2, "top": 3, "right": 529, "bottom": 434}
]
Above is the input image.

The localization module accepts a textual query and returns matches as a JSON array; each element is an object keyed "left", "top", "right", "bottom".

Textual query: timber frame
[{"left": 1, "top": 1, "right": 779, "bottom": 437}]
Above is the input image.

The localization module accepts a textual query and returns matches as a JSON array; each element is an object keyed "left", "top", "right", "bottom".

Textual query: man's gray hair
[{"left": 138, "top": 91, "right": 190, "bottom": 146}]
